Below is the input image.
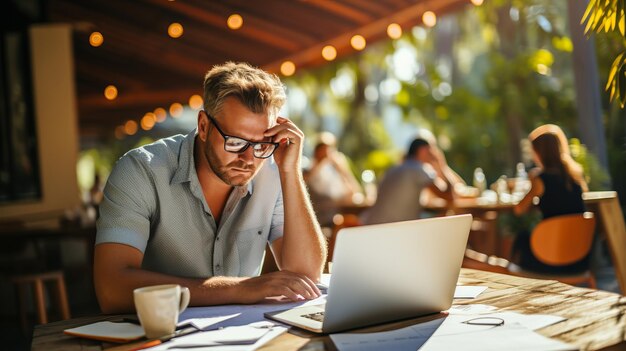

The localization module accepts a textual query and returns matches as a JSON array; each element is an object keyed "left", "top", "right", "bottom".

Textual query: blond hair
[{"left": 203, "top": 62, "right": 286, "bottom": 119}]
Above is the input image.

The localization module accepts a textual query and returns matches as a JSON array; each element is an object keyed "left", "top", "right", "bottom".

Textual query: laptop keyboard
[{"left": 301, "top": 311, "right": 325, "bottom": 322}]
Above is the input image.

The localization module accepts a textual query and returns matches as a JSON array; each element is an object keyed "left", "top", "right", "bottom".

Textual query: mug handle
[{"left": 179, "top": 287, "right": 190, "bottom": 313}]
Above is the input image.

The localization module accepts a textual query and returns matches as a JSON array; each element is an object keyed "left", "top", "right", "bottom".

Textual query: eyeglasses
[
  {"left": 205, "top": 112, "right": 279, "bottom": 159},
  {"left": 461, "top": 317, "right": 504, "bottom": 326}
]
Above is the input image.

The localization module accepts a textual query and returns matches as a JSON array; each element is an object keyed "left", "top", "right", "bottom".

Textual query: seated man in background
[
  {"left": 94, "top": 62, "right": 327, "bottom": 313},
  {"left": 360, "top": 137, "right": 457, "bottom": 225},
  {"left": 304, "top": 132, "right": 364, "bottom": 228}
]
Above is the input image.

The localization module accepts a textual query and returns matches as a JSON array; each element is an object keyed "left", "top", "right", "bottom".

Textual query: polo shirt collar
[
  {"left": 171, "top": 128, "right": 255, "bottom": 196},
  {"left": 171, "top": 129, "right": 197, "bottom": 184}
]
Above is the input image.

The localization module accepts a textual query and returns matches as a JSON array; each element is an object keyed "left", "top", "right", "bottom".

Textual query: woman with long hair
[{"left": 512, "top": 125, "right": 589, "bottom": 273}]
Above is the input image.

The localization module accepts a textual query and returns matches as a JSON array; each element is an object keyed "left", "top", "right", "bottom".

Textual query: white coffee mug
[{"left": 133, "top": 284, "right": 190, "bottom": 338}]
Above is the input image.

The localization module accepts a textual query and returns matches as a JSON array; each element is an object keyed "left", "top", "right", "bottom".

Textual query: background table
[{"left": 32, "top": 269, "right": 626, "bottom": 351}]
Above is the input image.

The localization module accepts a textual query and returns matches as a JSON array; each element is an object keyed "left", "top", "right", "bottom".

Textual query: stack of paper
[{"left": 330, "top": 305, "right": 575, "bottom": 351}]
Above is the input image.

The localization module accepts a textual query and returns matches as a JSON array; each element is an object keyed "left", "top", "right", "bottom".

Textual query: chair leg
[
  {"left": 588, "top": 275, "right": 597, "bottom": 289},
  {"left": 55, "top": 274, "right": 71, "bottom": 320},
  {"left": 33, "top": 279, "right": 48, "bottom": 325}
]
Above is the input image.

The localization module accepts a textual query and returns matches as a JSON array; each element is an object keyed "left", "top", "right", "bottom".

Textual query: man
[
  {"left": 94, "top": 62, "right": 327, "bottom": 313},
  {"left": 304, "top": 132, "right": 363, "bottom": 228},
  {"left": 360, "top": 138, "right": 456, "bottom": 225}
]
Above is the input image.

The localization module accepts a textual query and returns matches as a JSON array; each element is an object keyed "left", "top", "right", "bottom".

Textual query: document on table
[
  {"left": 150, "top": 321, "right": 288, "bottom": 351},
  {"left": 419, "top": 320, "right": 575, "bottom": 351},
  {"left": 330, "top": 306, "right": 570, "bottom": 351},
  {"left": 329, "top": 317, "right": 446, "bottom": 351},
  {"left": 454, "top": 286, "right": 487, "bottom": 299},
  {"left": 178, "top": 295, "right": 326, "bottom": 330}
]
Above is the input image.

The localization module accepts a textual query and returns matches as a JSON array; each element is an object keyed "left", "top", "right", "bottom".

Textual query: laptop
[{"left": 265, "top": 214, "right": 472, "bottom": 334}]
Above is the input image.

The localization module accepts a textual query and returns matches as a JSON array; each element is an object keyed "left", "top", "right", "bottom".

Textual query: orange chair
[
  {"left": 464, "top": 212, "right": 597, "bottom": 288},
  {"left": 510, "top": 212, "right": 597, "bottom": 288}
]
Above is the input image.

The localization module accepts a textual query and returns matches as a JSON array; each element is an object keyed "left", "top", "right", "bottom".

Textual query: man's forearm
[
  {"left": 278, "top": 170, "right": 327, "bottom": 280},
  {"left": 95, "top": 265, "right": 249, "bottom": 314}
]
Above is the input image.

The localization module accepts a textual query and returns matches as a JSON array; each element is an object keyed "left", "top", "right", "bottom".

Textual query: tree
[{"left": 582, "top": 0, "right": 626, "bottom": 107}]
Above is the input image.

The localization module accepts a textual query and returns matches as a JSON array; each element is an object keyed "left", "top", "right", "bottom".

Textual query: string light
[
  {"left": 423, "top": 11, "right": 437, "bottom": 27},
  {"left": 141, "top": 113, "right": 157, "bottom": 130},
  {"left": 322, "top": 45, "right": 337, "bottom": 61},
  {"left": 170, "top": 102, "right": 184, "bottom": 118},
  {"left": 168, "top": 23, "right": 184, "bottom": 38},
  {"left": 280, "top": 61, "right": 296, "bottom": 76},
  {"left": 124, "top": 120, "right": 138, "bottom": 135},
  {"left": 387, "top": 23, "right": 402, "bottom": 39},
  {"left": 114, "top": 126, "right": 125, "bottom": 139},
  {"left": 471, "top": 0, "right": 484, "bottom": 5},
  {"left": 154, "top": 107, "right": 167, "bottom": 123},
  {"left": 350, "top": 35, "right": 366, "bottom": 50},
  {"left": 189, "top": 95, "right": 203, "bottom": 110},
  {"left": 104, "top": 85, "right": 118, "bottom": 100},
  {"left": 227, "top": 14, "right": 243, "bottom": 30},
  {"left": 89, "top": 32, "right": 104, "bottom": 47}
]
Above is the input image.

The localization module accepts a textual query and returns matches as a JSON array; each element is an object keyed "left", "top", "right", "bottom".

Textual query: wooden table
[{"left": 31, "top": 269, "right": 626, "bottom": 351}]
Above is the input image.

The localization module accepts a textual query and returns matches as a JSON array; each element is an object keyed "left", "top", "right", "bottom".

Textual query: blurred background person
[
  {"left": 304, "top": 132, "right": 364, "bottom": 228},
  {"left": 512, "top": 125, "right": 589, "bottom": 273},
  {"left": 360, "top": 137, "right": 457, "bottom": 225}
]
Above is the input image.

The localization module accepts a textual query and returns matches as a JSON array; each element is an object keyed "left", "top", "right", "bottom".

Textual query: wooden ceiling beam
[
  {"left": 304, "top": 0, "right": 374, "bottom": 24},
  {"left": 78, "top": 87, "right": 202, "bottom": 113},
  {"left": 52, "top": 1, "right": 216, "bottom": 79},
  {"left": 262, "top": 0, "right": 466, "bottom": 73},
  {"left": 142, "top": 0, "right": 312, "bottom": 52},
  {"left": 339, "top": 0, "right": 391, "bottom": 15}
]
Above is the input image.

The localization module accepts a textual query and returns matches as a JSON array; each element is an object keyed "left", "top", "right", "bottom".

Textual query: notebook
[
  {"left": 265, "top": 214, "right": 472, "bottom": 333},
  {"left": 64, "top": 321, "right": 145, "bottom": 343}
]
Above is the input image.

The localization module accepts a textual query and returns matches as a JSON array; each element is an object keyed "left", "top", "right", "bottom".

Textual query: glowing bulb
[
  {"left": 227, "top": 14, "right": 243, "bottom": 30},
  {"left": 141, "top": 113, "right": 157, "bottom": 130},
  {"left": 350, "top": 35, "right": 366, "bottom": 50},
  {"left": 124, "top": 120, "right": 138, "bottom": 135},
  {"left": 471, "top": 0, "right": 484, "bottom": 5},
  {"left": 387, "top": 23, "right": 402, "bottom": 39},
  {"left": 89, "top": 32, "right": 104, "bottom": 47},
  {"left": 170, "top": 102, "right": 184, "bottom": 118},
  {"left": 322, "top": 45, "right": 337, "bottom": 61},
  {"left": 189, "top": 95, "right": 203, "bottom": 110},
  {"left": 114, "top": 126, "right": 125, "bottom": 139},
  {"left": 168, "top": 23, "right": 184, "bottom": 38},
  {"left": 104, "top": 85, "right": 118, "bottom": 100},
  {"left": 154, "top": 107, "right": 167, "bottom": 122},
  {"left": 422, "top": 11, "right": 437, "bottom": 27},
  {"left": 280, "top": 61, "right": 296, "bottom": 76}
]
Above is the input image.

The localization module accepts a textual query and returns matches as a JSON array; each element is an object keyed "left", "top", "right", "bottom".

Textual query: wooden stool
[{"left": 11, "top": 270, "right": 71, "bottom": 332}]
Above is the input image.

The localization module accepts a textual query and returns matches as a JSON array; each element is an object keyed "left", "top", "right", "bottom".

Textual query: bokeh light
[
  {"left": 168, "top": 23, "right": 184, "bottom": 38},
  {"left": 280, "top": 61, "right": 296, "bottom": 76},
  {"left": 350, "top": 35, "right": 366, "bottom": 50},
  {"left": 189, "top": 94, "right": 203, "bottom": 110},
  {"left": 322, "top": 45, "right": 337, "bottom": 61},
  {"left": 387, "top": 23, "right": 402, "bottom": 39},
  {"left": 170, "top": 102, "right": 184, "bottom": 118},
  {"left": 89, "top": 32, "right": 104, "bottom": 47},
  {"left": 104, "top": 85, "right": 118, "bottom": 100},
  {"left": 227, "top": 14, "right": 243, "bottom": 30},
  {"left": 423, "top": 11, "right": 437, "bottom": 27}
]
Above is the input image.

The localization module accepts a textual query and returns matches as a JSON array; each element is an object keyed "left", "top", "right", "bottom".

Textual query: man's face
[{"left": 201, "top": 96, "right": 274, "bottom": 186}]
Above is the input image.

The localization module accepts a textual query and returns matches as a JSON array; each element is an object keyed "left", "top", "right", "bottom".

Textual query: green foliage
[
  {"left": 582, "top": 0, "right": 626, "bottom": 107},
  {"left": 570, "top": 138, "right": 611, "bottom": 190}
]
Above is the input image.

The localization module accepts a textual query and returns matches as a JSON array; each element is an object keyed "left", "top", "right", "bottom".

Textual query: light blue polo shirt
[{"left": 96, "top": 129, "right": 284, "bottom": 278}]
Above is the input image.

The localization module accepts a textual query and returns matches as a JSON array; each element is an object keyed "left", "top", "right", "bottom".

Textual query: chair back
[{"left": 530, "top": 212, "right": 595, "bottom": 266}]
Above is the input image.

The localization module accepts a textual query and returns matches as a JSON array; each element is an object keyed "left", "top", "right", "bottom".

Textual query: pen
[{"left": 130, "top": 326, "right": 198, "bottom": 351}]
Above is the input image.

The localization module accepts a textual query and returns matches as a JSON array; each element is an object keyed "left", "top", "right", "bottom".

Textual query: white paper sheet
[
  {"left": 151, "top": 322, "right": 288, "bottom": 351},
  {"left": 454, "top": 286, "right": 488, "bottom": 299},
  {"left": 446, "top": 304, "right": 498, "bottom": 315},
  {"left": 330, "top": 307, "right": 569, "bottom": 351},
  {"left": 330, "top": 318, "right": 446, "bottom": 351},
  {"left": 420, "top": 321, "right": 575, "bottom": 351},
  {"left": 178, "top": 295, "right": 326, "bottom": 330}
]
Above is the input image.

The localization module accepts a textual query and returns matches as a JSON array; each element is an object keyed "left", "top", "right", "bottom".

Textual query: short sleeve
[
  {"left": 268, "top": 187, "right": 284, "bottom": 243},
  {"left": 96, "top": 154, "right": 156, "bottom": 253}
]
